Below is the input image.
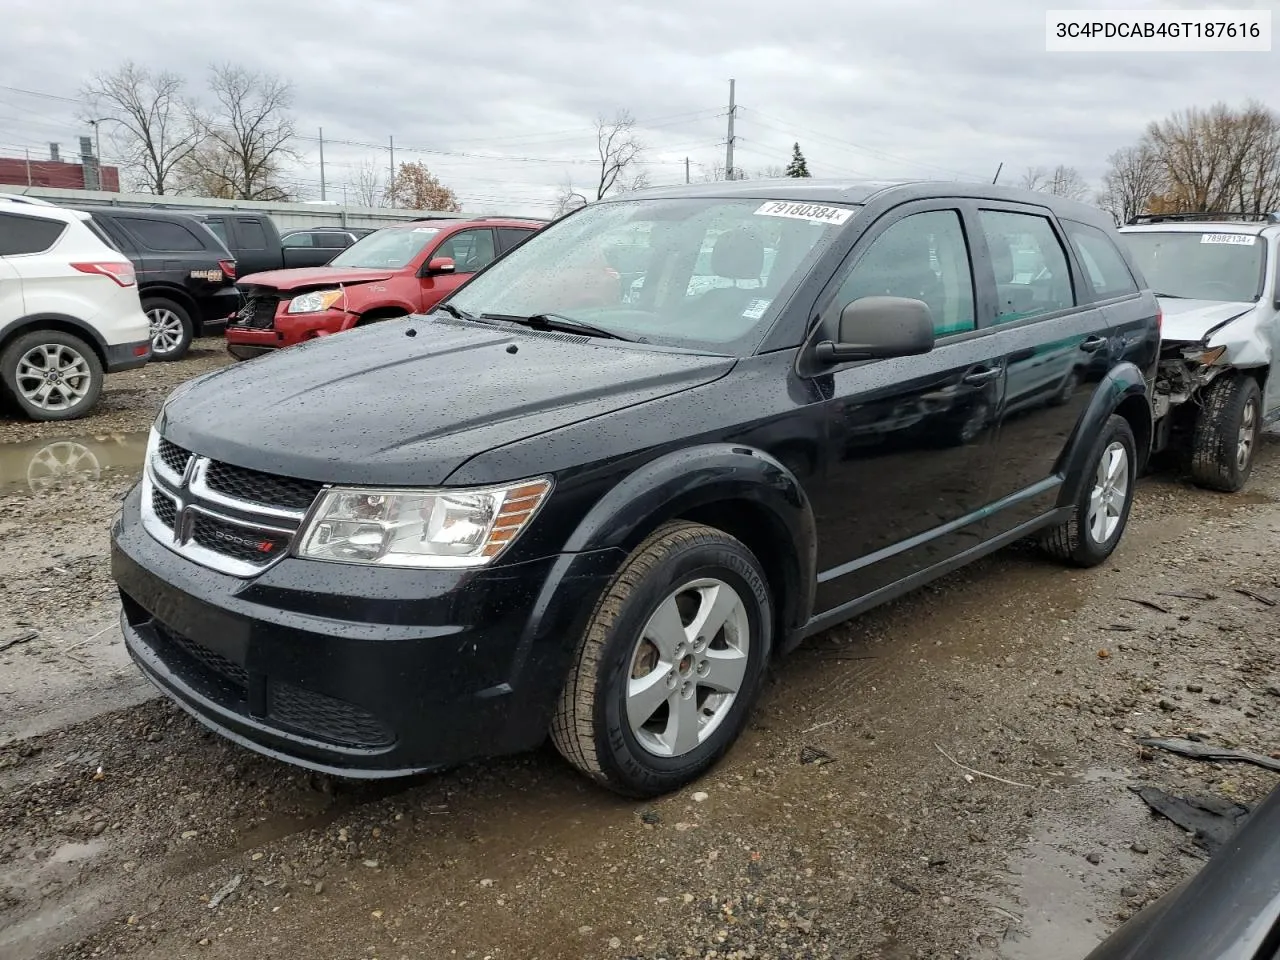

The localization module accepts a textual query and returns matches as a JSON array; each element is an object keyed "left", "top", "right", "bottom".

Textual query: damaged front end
[
  {"left": 1151, "top": 343, "right": 1231, "bottom": 421},
  {"left": 1150, "top": 300, "right": 1266, "bottom": 421}
]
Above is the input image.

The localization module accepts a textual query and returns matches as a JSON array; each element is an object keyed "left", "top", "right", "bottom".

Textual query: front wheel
[
  {"left": 1189, "top": 374, "right": 1261, "bottom": 492},
  {"left": 551, "top": 522, "right": 773, "bottom": 798},
  {"left": 0, "top": 330, "right": 104, "bottom": 422},
  {"left": 1040, "top": 414, "right": 1137, "bottom": 567}
]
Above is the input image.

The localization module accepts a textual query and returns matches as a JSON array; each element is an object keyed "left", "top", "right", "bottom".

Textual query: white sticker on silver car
[
  {"left": 1201, "top": 233, "right": 1255, "bottom": 244},
  {"left": 741, "top": 298, "right": 772, "bottom": 320},
  {"left": 754, "top": 201, "right": 852, "bottom": 225}
]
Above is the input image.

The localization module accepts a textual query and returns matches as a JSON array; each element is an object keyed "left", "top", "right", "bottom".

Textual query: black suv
[
  {"left": 70, "top": 206, "right": 239, "bottom": 361},
  {"left": 110, "top": 181, "right": 1159, "bottom": 797}
]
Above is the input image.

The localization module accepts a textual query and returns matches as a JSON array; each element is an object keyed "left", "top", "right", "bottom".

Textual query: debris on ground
[
  {"left": 1120, "top": 597, "right": 1170, "bottom": 613},
  {"left": 1138, "top": 737, "right": 1280, "bottom": 773},
  {"left": 0, "top": 629, "right": 37, "bottom": 652},
  {"left": 799, "top": 746, "right": 834, "bottom": 766},
  {"left": 1130, "top": 786, "right": 1252, "bottom": 853},
  {"left": 207, "top": 874, "right": 243, "bottom": 910},
  {"left": 1234, "top": 587, "right": 1277, "bottom": 607}
]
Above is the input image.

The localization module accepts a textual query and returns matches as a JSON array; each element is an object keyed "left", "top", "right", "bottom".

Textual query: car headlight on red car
[
  {"left": 296, "top": 478, "right": 552, "bottom": 568},
  {"left": 287, "top": 289, "right": 345, "bottom": 314}
]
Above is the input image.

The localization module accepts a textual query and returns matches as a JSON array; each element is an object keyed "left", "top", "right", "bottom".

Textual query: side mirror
[
  {"left": 815, "top": 296, "right": 936, "bottom": 364},
  {"left": 427, "top": 257, "right": 456, "bottom": 274}
]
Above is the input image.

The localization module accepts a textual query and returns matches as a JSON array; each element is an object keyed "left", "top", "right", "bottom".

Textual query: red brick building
[{"left": 0, "top": 157, "right": 121, "bottom": 192}]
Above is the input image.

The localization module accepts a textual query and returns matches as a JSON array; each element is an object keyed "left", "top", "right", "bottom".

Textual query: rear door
[
  {"left": 974, "top": 204, "right": 1119, "bottom": 535},
  {"left": 230, "top": 216, "right": 275, "bottom": 274},
  {"left": 418, "top": 227, "right": 497, "bottom": 310},
  {"left": 0, "top": 235, "right": 24, "bottom": 321}
]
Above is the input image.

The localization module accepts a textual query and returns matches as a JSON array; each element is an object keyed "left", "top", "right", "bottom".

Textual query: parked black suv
[
  {"left": 186, "top": 211, "right": 369, "bottom": 273},
  {"left": 70, "top": 206, "right": 239, "bottom": 361},
  {"left": 110, "top": 181, "right": 1159, "bottom": 797}
]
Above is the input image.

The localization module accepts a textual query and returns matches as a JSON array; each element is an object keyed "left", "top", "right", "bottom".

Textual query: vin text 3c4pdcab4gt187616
[{"left": 110, "top": 180, "right": 1159, "bottom": 797}]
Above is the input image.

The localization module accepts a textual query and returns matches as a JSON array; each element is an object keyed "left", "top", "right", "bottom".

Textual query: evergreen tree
[{"left": 785, "top": 143, "right": 810, "bottom": 178}]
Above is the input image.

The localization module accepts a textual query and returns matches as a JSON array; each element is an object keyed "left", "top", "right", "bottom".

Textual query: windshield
[
  {"left": 448, "top": 197, "right": 853, "bottom": 352},
  {"left": 1122, "top": 231, "right": 1265, "bottom": 302},
  {"left": 328, "top": 227, "right": 438, "bottom": 269}
]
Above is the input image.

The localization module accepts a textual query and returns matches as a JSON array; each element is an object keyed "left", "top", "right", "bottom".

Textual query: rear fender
[{"left": 1056, "top": 361, "right": 1152, "bottom": 504}]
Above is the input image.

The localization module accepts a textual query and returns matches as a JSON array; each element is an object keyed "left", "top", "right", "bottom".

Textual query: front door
[
  {"left": 419, "top": 228, "right": 498, "bottom": 311},
  {"left": 806, "top": 204, "right": 1005, "bottom": 614}
]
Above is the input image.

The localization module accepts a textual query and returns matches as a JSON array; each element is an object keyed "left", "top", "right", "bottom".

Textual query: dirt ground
[{"left": 1, "top": 340, "right": 1277, "bottom": 960}]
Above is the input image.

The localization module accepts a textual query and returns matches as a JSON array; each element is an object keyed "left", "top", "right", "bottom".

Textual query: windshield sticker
[
  {"left": 1201, "top": 233, "right": 1255, "bottom": 245},
  {"left": 741, "top": 298, "right": 772, "bottom": 320},
  {"left": 754, "top": 201, "right": 852, "bottom": 225}
]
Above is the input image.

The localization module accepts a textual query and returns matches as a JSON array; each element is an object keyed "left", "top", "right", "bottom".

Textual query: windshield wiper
[
  {"left": 482, "top": 312, "right": 636, "bottom": 342},
  {"left": 1152, "top": 292, "right": 1186, "bottom": 299},
  {"left": 433, "top": 302, "right": 494, "bottom": 324}
]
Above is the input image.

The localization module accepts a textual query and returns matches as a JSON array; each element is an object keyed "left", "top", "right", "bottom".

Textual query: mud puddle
[{"left": 0, "top": 432, "right": 147, "bottom": 497}]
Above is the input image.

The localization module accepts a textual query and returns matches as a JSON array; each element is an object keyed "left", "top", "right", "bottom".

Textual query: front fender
[
  {"left": 1056, "top": 361, "right": 1152, "bottom": 506},
  {"left": 562, "top": 443, "right": 817, "bottom": 635}
]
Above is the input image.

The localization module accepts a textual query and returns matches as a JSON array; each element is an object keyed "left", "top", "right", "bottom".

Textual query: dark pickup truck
[{"left": 182, "top": 211, "right": 363, "bottom": 274}]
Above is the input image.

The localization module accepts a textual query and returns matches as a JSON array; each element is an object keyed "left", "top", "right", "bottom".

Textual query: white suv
[{"left": 0, "top": 194, "right": 151, "bottom": 421}]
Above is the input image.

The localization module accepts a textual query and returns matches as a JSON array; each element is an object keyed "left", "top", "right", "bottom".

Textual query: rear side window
[
  {"left": 0, "top": 212, "right": 66, "bottom": 255},
  {"left": 202, "top": 218, "right": 229, "bottom": 245},
  {"left": 1065, "top": 221, "right": 1138, "bottom": 298},
  {"left": 118, "top": 217, "right": 207, "bottom": 252},
  {"left": 282, "top": 232, "right": 314, "bottom": 248},
  {"left": 979, "top": 210, "right": 1075, "bottom": 323},
  {"left": 497, "top": 228, "right": 535, "bottom": 252},
  {"left": 85, "top": 219, "right": 121, "bottom": 253},
  {"left": 317, "top": 233, "right": 350, "bottom": 249},
  {"left": 236, "top": 218, "right": 268, "bottom": 250}
]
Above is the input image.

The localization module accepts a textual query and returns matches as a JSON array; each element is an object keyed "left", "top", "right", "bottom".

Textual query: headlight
[
  {"left": 288, "top": 289, "right": 345, "bottom": 314},
  {"left": 296, "top": 477, "right": 552, "bottom": 568}
]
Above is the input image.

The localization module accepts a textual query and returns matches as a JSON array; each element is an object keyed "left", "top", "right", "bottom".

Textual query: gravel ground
[{"left": 0, "top": 355, "right": 1277, "bottom": 960}]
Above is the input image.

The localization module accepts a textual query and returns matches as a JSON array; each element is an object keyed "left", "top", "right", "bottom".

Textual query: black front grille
[
  {"left": 237, "top": 296, "right": 279, "bottom": 329},
  {"left": 190, "top": 513, "right": 290, "bottom": 565},
  {"left": 152, "top": 620, "right": 248, "bottom": 690},
  {"left": 158, "top": 439, "right": 190, "bottom": 476},
  {"left": 270, "top": 682, "right": 394, "bottom": 747},
  {"left": 205, "top": 460, "right": 323, "bottom": 512},
  {"left": 152, "top": 489, "right": 177, "bottom": 529}
]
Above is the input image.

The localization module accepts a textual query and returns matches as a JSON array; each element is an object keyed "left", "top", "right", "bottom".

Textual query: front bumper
[
  {"left": 104, "top": 338, "right": 152, "bottom": 372},
  {"left": 225, "top": 308, "right": 357, "bottom": 355},
  {"left": 110, "top": 484, "right": 623, "bottom": 776}
]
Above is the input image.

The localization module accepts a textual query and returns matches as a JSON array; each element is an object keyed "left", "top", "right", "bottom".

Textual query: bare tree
[
  {"left": 1020, "top": 164, "right": 1091, "bottom": 201},
  {"left": 594, "top": 111, "right": 644, "bottom": 200},
  {"left": 384, "top": 161, "right": 461, "bottom": 211},
  {"left": 352, "top": 158, "right": 384, "bottom": 208},
  {"left": 552, "top": 179, "right": 589, "bottom": 217},
  {"left": 1097, "top": 145, "right": 1165, "bottom": 224},
  {"left": 700, "top": 162, "right": 749, "bottom": 182},
  {"left": 181, "top": 64, "right": 298, "bottom": 200},
  {"left": 80, "top": 62, "right": 199, "bottom": 194}
]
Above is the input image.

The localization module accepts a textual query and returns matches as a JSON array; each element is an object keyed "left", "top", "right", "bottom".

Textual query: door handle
[
  {"left": 1080, "top": 336, "right": 1107, "bottom": 352},
  {"left": 962, "top": 368, "right": 1001, "bottom": 386}
]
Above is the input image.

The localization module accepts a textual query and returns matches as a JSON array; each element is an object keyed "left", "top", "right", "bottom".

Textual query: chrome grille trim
[{"left": 140, "top": 431, "right": 319, "bottom": 578}]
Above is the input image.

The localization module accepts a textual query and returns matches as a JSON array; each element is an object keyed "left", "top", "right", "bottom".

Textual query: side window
[
  {"left": 497, "top": 228, "right": 535, "bottom": 253},
  {"left": 1064, "top": 221, "right": 1139, "bottom": 298},
  {"left": 118, "top": 217, "right": 206, "bottom": 252},
  {"left": 236, "top": 218, "right": 268, "bottom": 250},
  {"left": 318, "top": 233, "right": 350, "bottom": 249},
  {"left": 432, "top": 229, "right": 497, "bottom": 273},
  {"left": 281, "top": 233, "right": 314, "bottom": 248},
  {"left": 979, "top": 210, "right": 1075, "bottom": 323},
  {"left": 85, "top": 219, "right": 121, "bottom": 253},
  {"left": 834, "top": 209, "right": 975, "bottom": 337},
  {"left": 202, "top": 218, "right": 229, "bottom": 245},
  {"left": 0, "top": 212, "right": 67, "bottom": 255}
]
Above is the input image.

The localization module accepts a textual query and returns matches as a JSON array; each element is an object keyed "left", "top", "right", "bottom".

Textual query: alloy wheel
[
  {"left": 1087, "top": 440, "right": 1129, "bottom": 544},
  {"left": 14, "top": 343, "right": 93, "bottom": 413}
]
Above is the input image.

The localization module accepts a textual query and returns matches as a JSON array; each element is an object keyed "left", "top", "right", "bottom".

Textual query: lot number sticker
[
  {"left": 741, "top": 298, "right": 772, "bottom": 320},
  {"left": 1201, "top": 233, "right": 1255, "bottom": 245},
  {"left": 754, "top": 201, "right": 852, "bottom": 225}
]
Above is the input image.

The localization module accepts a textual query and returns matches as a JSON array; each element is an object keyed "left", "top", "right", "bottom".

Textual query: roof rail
[
  {"left": 1127, "top": 211, "right": 1280, "bottom": 225},
  {"left": 471, "top": 215, "right": 550, "bottom": 223}
]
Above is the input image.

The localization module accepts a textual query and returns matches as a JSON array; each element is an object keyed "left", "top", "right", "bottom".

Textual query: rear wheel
[
  {"left": 0, "top": 330, "right": 104, "bottom": 422},
  {"left": 143, "top": 297, "right": 194, "bottom": 361},
  {"left": 1189, "top": 374, "right": 1261, "bottom": 492},
  {"left": 551, "top": 522, "right": 772, "bottom": 798},
  {"left": 1041, "top": 414, "right": 1136, "bottom": 567}
]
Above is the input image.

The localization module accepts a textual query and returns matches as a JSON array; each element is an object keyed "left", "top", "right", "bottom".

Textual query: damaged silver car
[{"left": 1119, "top": 213, "right": 1280, "bottom": 492}]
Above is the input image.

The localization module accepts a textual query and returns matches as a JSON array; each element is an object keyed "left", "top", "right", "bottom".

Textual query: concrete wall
[{"left": 0, "top": 185, "right": 443, "bottom": 230}]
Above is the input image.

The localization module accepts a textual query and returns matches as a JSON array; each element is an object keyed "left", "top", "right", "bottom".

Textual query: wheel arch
[
  {"left": 0, "top": 312, "right": 109, "bottom": 368},
  {"left": 137, "top": 283, "right": 198, "bottom": 317},
  {"left": 1056, "top": 362, "right": 1152, "bottom": 505},
  {"left": 561, "top": 443, "right": 818, "bottom": 651}
]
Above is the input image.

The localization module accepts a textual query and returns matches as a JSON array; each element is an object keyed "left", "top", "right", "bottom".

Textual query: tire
[
  {"left": 1040, "top": 414, "right": 1137, "bottom": 567},
  {"left": 142, "top": 297, "right": 194, "bottom": 361},
  {"left": 1189, "top": 374, "right": 1261, "bottom": 493},
  {"left": 0, "top": 330, "right": 104, "bottom": 422},
  {"left": 550, "top": 521, "right": 773, "bottom": 798}
]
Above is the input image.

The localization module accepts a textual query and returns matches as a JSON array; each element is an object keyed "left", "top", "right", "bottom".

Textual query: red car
[{"left": 225, "top": 216, "right": 544, "bottom": 359}]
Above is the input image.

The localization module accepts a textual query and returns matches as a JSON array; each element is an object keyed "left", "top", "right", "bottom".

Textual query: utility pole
[
  {"left": 725, "top": 79, "right": 737, "bottom": 181},
  {"left": 319, "top": 127, "right": 326, "bottom": 201},
  {"left": 685, "top": 157, "right": 690, "bottom": 184},
  {"left": 389, "top": 135, "right": 395, "bottom": 187},
  {"left": 24, "top": 148, "right": 31, "bottom": 187}
]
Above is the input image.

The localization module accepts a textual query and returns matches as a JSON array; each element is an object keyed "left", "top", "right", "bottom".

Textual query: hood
[
  {"left": 1157, "top": 297, "right": 1255, "bottom": 344},
  {"left": 238, "top": 266, "right": 396, "bottom": 292},
  {"left": 157, "top": 318, "right": 734, "bottom": 486}
]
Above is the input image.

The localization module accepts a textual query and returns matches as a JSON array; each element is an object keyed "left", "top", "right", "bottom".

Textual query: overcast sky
[{"left": 1, "top": 0, "right": 1277, "bottom": 215}]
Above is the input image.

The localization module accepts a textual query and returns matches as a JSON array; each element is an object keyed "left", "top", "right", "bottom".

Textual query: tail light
[
  {"left": 71, "top": 261, "right": 136, "bottom": 287},
  {"left": 219, "top": 259, "right": 237, "bottom": 280}
]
